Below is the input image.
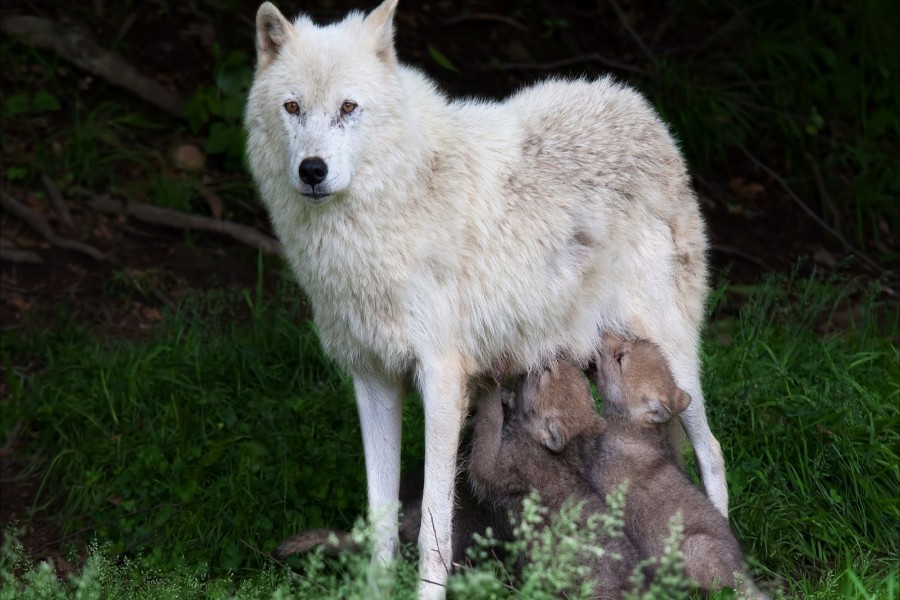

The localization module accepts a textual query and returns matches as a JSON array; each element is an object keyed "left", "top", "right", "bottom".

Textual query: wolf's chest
[{"left": 287, "top": 215, "right": 417, "bottom": 370}]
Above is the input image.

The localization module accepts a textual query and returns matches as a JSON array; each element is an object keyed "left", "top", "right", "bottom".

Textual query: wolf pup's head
[
  {"left": 595, "top": 333, "right": 691, "bottom": 427},
  {"left": 245, "top": 1, "right": 401, "bottom": 204},
  {"left": 516, "top": 360, "right": 605, "bottom": 453}
]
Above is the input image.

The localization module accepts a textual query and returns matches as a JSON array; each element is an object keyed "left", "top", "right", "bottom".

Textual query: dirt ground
[{"left": 0, "top": 0, "right": 891, "bottom": 571}]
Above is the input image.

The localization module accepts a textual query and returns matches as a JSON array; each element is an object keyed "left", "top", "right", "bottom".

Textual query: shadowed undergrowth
[{"left": 0, "top": 273, "right": 897, "bottom": 597}]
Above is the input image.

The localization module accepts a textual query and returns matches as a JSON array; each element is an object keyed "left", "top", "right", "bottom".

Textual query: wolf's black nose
[{"left": 299, "top": 157, "right": 328, "bottom": 186}]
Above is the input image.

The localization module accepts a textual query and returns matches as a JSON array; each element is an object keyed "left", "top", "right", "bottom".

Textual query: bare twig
[
  {"left": 607, "top": 0, "right": 656, "bottom": 65},
  {"left": 0, "top": 238, "right": 43, "bottom": 264},
  {"left": 741, "top": 149, "right": 892, "bottom": 279},
  {"left": 81, "top": 191, "right": 285, "bottom": 257},
  {"left": 427, "top": 508, "right": 449, "bottom": 577},
  {"left": 0, "top": 192, "right": 106, "bottom": 260},
  {"left": 1, "top": 16, "right": 185, "bottom": 118},
  {"left": 40, "top": 174, "right": 75, "bottom": 230},
  {"left": 444, "top": 12, "right": 528, "bottom": 32},
  {"left": 492, "top": 54, "right": 645, "bottom": 75}
]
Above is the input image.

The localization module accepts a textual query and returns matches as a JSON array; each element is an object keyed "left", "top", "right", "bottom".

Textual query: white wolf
[{"left": 244, "top": 1, "right": 727, "bottom": 596}]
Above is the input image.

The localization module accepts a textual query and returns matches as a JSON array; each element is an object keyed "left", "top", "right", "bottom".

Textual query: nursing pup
[
  {"left": 468, "top": 362, "right": 637, "bottom": 599},
  {"left": 591, "top": 334, "right": 767, "bottom": 598}
]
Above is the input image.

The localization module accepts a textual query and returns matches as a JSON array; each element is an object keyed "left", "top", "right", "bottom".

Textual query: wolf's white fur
[{"left": 245, "top": 2, "right": 727, "bottom": 596}]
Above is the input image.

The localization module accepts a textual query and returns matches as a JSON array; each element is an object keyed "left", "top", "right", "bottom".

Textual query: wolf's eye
[
  {"left": 283, "top": 101, "right": 300, "bottom": 115},
  {"left": 341, "top": 101, "right": 357, "bottom": 115}
]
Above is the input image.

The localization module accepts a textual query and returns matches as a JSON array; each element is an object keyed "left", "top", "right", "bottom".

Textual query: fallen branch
[
  {"left": 40, "top": 173, "right": 75, "bottom": 230},
  {"left": 0, "top": 192, "right": 106, "bottom": 260},
  {"left": 741, "top": 149, "right": 892, "bottom": 280},
  {"left": 81, "top": 191, "right": 285, "bottom": 257},
  {"left": 0, "top": 237, "right": 43, "bottom": 264},
  {"left": 1, "top": 16, "right": 185, "bottom": 118}
]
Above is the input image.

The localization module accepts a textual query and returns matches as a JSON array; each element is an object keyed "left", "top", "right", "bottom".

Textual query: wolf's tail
[{"left": 273, "top": 528, "right": 358, "bottom": 560}]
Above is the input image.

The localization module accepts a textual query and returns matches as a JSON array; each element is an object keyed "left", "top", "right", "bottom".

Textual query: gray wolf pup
[
  {"left": 592, "top": 333, "right": 767, "bottom": 598},
  {"left": 468, "top": 361, "right": 637, "bottom": 599},
  {"left": 244, "top": 1, "right": 726, "bottom": 595}
]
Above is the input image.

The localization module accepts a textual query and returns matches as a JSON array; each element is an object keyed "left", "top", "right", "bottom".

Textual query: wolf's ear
[
  {"left": 542, "top": 417, "right": 566, "bottom": 453},
  {"left": 364, "top": 0, "right": 399, "bottom": 64},
  {"left": 669, "top": 388, "right": 692, "bottom": 416},
  {"left": 644, "top": 398, "right": 672, "bottom": 424},
  {"left": 256, "top": 3, "right": 294, "bottom": 70}
]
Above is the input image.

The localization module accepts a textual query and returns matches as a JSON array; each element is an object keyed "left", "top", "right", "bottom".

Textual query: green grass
[{"left": 1, "top": 273, "right": 897, "bottom": 597}]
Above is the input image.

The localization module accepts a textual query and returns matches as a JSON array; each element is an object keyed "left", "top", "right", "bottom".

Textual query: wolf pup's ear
[
  {"left": 542, "top": 417, "right": 566, "bottom": 453},
  {"left": 669, "top": 388, "right": 692, "bottom": 416},
  {"left": 364, "top": 0, "right": 400, "bottom": 64},
  {"left": 256, "top": 3, "right": 294, "bottom": 70}
]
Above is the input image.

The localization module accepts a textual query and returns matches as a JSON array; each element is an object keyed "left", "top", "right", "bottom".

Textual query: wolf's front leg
[
  {"left": 417, "top": 356, "right": 468, "bottom": 600},
  {"left": 352, "top": 368, "right": 405, "bottom": 566}
]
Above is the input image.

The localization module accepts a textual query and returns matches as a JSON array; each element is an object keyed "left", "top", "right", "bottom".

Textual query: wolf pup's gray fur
[
  {"left": 590, "top": 333, "right": 768, "bottom": 599},
  {"left": 245, "top": 1, "right": 725, "bottom": 594},
  {"left": 468, "top": 362, "right": 637, "bottom": 599}
]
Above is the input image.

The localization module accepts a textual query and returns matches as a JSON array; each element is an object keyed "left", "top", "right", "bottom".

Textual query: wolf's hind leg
[{"left": 667, "top": 350, "right": 728, "bottom": 516}]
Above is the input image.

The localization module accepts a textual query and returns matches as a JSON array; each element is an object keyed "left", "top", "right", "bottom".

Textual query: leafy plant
[{"left": 185, "top": 47, "right": 253, "bottom": 168}]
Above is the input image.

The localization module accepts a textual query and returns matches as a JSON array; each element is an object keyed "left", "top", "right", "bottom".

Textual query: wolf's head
[{"left": 245, "top": 1, "right": 402, "bottom": 204}]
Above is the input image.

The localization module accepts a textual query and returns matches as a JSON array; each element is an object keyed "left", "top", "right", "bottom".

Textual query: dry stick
[
  {"left": 492, "top": 54, "right": 645, "bottom": 75},
  {"left": 0, "top": 237, "right": 43, "bottom": 264},
  {"left": 427, "top": 508, "right": 450, "bottom": 581},
  {"left": 83, "top": 192, "right": 285, "bottom": 257},
  {"left": 0, "top": 16, "right": 184, "bottom": 118},
  {"left": 741, "top": 149, "right": 892, "bottom": 280},
  {"left": 0, "top": 192, "right": 106, "bottom": 260},
  {"left": 40, "top": 173, "right": 75, "bottom": 230}
]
